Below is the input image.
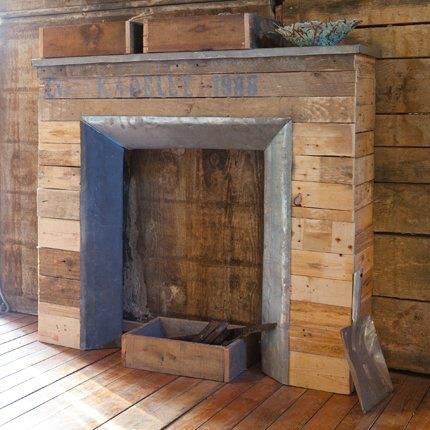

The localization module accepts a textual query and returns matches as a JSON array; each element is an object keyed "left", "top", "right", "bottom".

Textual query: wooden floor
[{"left": 0, "top": 313, "right": 429, "bottom": 429}]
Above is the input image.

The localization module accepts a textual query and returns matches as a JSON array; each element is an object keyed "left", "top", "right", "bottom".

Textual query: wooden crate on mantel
[
  {"left": 142, "top": 13, "right": 281, "bottom": 53},
  {"left": 122, "top": 317, "right": 259, "bottom": 382},
  {"left": 39, "top": 21, "right": 143, "bottom": 58}
]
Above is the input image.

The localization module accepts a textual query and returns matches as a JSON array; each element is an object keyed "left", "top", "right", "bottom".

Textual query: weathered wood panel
[
  {"left": 375, "top": 147, "right": 430, "bottom": 183},
  {"left": 38, "top": 248, "right": 80, "bottom": 280},
  {"left": 282, "top": 0, "right": 430, "bottom": 26},
  {"left": 375, "top": 114, "right": 430, "bottom": 147},
  {"left": 39, "top": 274, "right": 80, "bottom": 308},
  {"left": 374, "top": 235, "right": 430, "bottom": 302},
  {"left": 373, "top": 297, "right": 430, "bottom": 374},
  {"left": 376, "top": 59, "right": 430, "bottom": 114},
  {"left": 39, "top": 97, "right": 356, "bottom": 123},
  {"left": 374, "top": 183, "right": 430, "bottom": 234},
  {"left": 37, "top": 188, "right": 80, "bottom": 220}
]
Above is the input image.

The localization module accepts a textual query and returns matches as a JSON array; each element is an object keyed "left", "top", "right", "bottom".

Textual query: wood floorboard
[{"left": 0, "top": 313, "right": 429, "bottom": 430}]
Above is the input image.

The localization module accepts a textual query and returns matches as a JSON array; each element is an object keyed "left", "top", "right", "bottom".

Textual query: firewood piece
[
  {"left": 191, "top": 320, "right": 225, "bottom": 343},
  {"left": 224, "top": 322, "right": 277, "bottom": 345},
  {"left": 204, "top": 321, "right": 229, "bottom": 345}
]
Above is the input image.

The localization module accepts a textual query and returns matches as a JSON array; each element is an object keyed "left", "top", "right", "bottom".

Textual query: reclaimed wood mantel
[{"left": 34, "top": 45, "right": 375, "bottom": 394}]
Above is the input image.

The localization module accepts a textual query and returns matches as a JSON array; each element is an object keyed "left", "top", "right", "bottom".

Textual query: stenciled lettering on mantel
[{"left": 43, "top": 74, "right": 259, "bottom": 99}]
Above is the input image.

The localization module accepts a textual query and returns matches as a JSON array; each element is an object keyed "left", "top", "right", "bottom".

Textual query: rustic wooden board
[
  {"left": 143, "top": 13, "right": 278, "bottom": 53},
  {"left": 38, "top": 248, "right": 80, "bottom": 280},
  {"left": 375, "top": 114, "right": 430, "bottom": 147},
  {"left": 289, "top": 351, "right": 351, "bottom": 394},
  {"left": 39, "top": 275, "right": 80, "bottom": 308},
  {"left": 42, "top": 71, "right": 356, "bottom": 99},
  {"left": 37, "top": 188, "right": 80, "bottom": 220},
  {"left": 373, "top": 297, "right": 430, "bottom": 374},
  {"left": 39, "top": 21, "right": 136, "bottom": 58},
  {"left": 347, "top": 24, "right": 430, "bottom": 58},
  {"left": 39, "top": 97, "right": 356, "bottom": 123},
  {"left": 374, "top": 183, "right": 430, "bottom": 234},
  {"left": 38, "top": 166, "right": 80, "bottom": 191},
  {"left": 39, "top": 143, "right": 80, "bottom": 167},
  {"left": 374, "top": 234, "right": 430, "bottom": 302},
  {"left": 376, "top": 59, "right": 430, "bottom": 113},
  {"left": 38, "top": 218, "right": 80, "bottom": 252},
  {"left": 375, "top": 147, "right": 430, "bottom": 183},
  {"left": 39, "top": 121, "right": 81, "bottom": 143},
  {"left": 282, "top": 0, "right": 430, "bottom": 26}
]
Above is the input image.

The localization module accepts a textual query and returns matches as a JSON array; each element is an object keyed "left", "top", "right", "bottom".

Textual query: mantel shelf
[{"left": 32, "top": 44, "right": 376, "bottom": 68}]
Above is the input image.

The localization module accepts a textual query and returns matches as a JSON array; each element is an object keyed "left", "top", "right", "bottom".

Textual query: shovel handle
[{"left": 352, "top": 271, "right": 362, "bottom": 324}]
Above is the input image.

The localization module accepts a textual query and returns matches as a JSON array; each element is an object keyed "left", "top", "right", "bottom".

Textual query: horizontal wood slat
[
  {"left": 42, "top": 71, "right": 357, "bottom": 99},
  {"left": 282, "top": 0, "right": 430, "bottom": 26},
  {"left": 374, "top": 234, "right": 430, "bottom": 301},
  {"left": 38, "top": 166, "right": 80, "bottom": 191},
  {"left": 374, "top": 183, "right": 430, "bottom": 234},
  {"left": 38, "top": 248, "right": 80, "bottom": 280},
  {"left": 37, "top": 189, "right": 80, "bottom": 220},
  {"left": 39, "top": 97, "right": 356, "bottom": 123},
  {"left": 39, "top": 143, "right": 80, "bottom": 167},
  {"left": 38, "top": 218, "right": 80, "bottom": 252}
]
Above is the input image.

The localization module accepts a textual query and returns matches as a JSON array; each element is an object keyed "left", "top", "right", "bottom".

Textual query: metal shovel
[{"left": 340, "top": 272, "right": 393, "bottom": 413}]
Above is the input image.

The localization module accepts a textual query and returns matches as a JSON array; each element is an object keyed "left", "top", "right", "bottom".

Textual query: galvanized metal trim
[{"left": 32, "top": 44, "right": 376, "bottom": 68}]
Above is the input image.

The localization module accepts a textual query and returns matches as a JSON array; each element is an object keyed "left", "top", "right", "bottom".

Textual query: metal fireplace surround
[{"left": 80, "top": 116, "right": 292, "bottom": 384}]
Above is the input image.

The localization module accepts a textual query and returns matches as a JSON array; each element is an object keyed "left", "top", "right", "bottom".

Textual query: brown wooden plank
[
  {"left": 38, "top": 248, "right": 80, "bottom": 280},
  {"left": 281, "top": 0, "right": 430, "bottom": 25},
  {"left": 42, "top": 71, "right": 356, "bottom": 99},
  {"left": 143, "top": 14, "right": 248, "bottom": 53},
  {"left": 0, "top": 315, "right": 37, "bottom": 334},
  {"left": 0, "top": 332, "right": 38, "bottom": 356},
  {"left": 374, "top": 183, "right": 430, "bottom": 234},
  {"left": 38, "top": 218, "right": 80, "bottom": 252},
  {"left": 347, "top": 24, "right": 430, "bottom": 58},
  {"left": 0, "top": 322, "right": 38, "bottom": 346},
  {"left": 37, "top": 189, "right": 80, "bottom": 220},
  {"left": 375, "top": 147, "right": 430, "bottom": 183},
  {"left": 302, "top": 393, "right": 358, "bottom": 429},
  {"left": 39, "top": 275, "right": 80, "bottom": 308},
  {"left": 406, "top": 387, "right": 430, "bottom": 429},
  {"left": 0, "top": 350, "right": 120, "bottom": 427},
  {"left": 375, "top": 114, "right": 430, "bottom": 147},
  {"left": 40, "top": 97, "right": 356, "bottom": 123},
  {"left": 373, "top": 297, "right": 430, "bottom": 374},
  {"left": 0, "top": 339, "right": 47, "bottom": 366},
  {"left": 269, "top": 388, "right": 332, "bottom": 429},
  {"left": 376, "top": 59, "right": 430, "bottom": 113},
  {"left": 374, "top": 234, "right": 430, "bottom": 301},
  {"left": 38, "top": 166, "right": 80, "bottom": 191},
  {"left": 27, "top": 368, "right": 177, "bottom": 429},
  {"left": 234, "top": 385, "right": 305, "bottom": 429},
  {"left": 167, "top": 370, "right": 263, "bottom": 429},
  {"left": 195, "top": 377, "right": 280, "bottom": 429},
  {"left": 98, "top": 377, "right": 222, "bottom": 430},
  {"left": 39, "top": 21, "right": 130, "bottom": 58},
  {"left": 0, "top": 313, "right": 27, "bottom": 325},
  {"left": 38, "top": 121, "right": 80, "bottom": 144},
  {"left": 39, "top": 143, "right": 80, "bottom": 167},
  {"left": 372, "top": 374, "right": 430, "bottom": 429}
]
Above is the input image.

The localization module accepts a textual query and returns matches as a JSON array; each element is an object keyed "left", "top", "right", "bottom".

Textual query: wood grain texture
[
  {"left": 347, "top": 24, "right": 430, "bottom": 58},
  {"left": 39, "top": 21, "right": 129, "bottom": 58},
  {"left": 376, "top": 59, "right": 430, "bottom": 113},
  {"left": 38, "top": 166, "right": 80, "bottom": 191},
  {"left": 38, "top": 248, "right": 80, "bottom": 280},
  {"left": 42, "top": 71, "right": 356, "bottom": 99},
  {"left": 39, "top": 275, "right": 80, "bottom": 308},
  {"left": 39, "top": 121, "right": 80, "bottom": 144},
  {"left": 37, "top": 188, "right": 80, "bottom": 220},
  {"left": 38, "top": 218, "right": 80, "bottom": 252},
  {"left": 281, "top": 0, "right": 430, "bottom": 26},
  {"left": 39, "top": 143, "right": 80, "bottom": 167},
  {"left": 374, "top": 234, "right": 430, "bottom": 302},
  {"left": 373, "top": 297, "right": 430, "bottom": 374},
  {"left": 375, "top": 147, "right": 430, "bottom": 183},
  {"left": 375, "top": 114, "right": 430, "bottom": 147},
  {"left": 374, "top": 183, "right": 430, "bottom": 234},
  {"left": 39, "top": 96, "right": 356, "bottom": 123}
]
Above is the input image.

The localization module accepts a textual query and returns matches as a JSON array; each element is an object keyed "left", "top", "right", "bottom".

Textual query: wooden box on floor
[{"left": 122, "top": 317, "right": 259, "bottom": 382}]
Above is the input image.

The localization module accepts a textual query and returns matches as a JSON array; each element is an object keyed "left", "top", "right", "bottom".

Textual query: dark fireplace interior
[{"left": 123, "top": 148, "right": 265, "bottom": 325}]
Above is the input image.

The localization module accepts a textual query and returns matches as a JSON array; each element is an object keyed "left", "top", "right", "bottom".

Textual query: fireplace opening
[{"left": 123, "top": 148, "right": 265, "bottom": 325}]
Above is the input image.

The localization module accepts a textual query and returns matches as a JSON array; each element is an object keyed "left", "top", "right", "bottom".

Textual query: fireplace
[
  {"left": 80, "top": 116, "right": 292, "bottom": 383},
  {"left": 35, "top": 45, "right": 375, "bottom": 393}
]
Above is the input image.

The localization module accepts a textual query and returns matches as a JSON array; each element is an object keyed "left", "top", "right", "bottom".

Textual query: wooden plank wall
[
  {"left": 36, "top": 51, "right": 374, "bottom": 394},
  {"left": 281, "top": 0, "right": 430, "bottom": 374},
  {"left": 0, "top": 0, "right": 273, "bottom": 315}
]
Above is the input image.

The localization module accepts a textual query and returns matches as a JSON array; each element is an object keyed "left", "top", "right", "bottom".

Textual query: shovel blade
[{"left": 341, "top": 316, "right": 393, "bottom": 413}]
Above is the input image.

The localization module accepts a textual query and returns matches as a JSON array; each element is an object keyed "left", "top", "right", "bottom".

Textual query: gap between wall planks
[
  {"left": 281, "top": 0, "right": 430, "bottom": 375},
  {"left": 35, "top": 49, "right": 375, "bottom": 394}
]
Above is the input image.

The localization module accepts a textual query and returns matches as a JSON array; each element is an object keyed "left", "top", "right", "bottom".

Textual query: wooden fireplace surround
[{"left": 34, "top": 45, "right": 375, "bottom": 394}]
